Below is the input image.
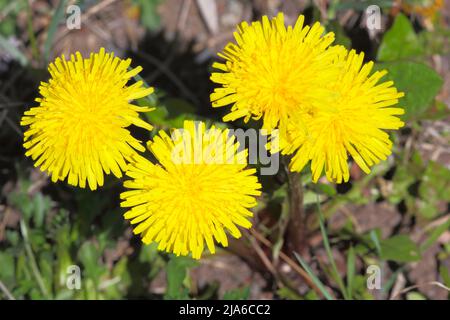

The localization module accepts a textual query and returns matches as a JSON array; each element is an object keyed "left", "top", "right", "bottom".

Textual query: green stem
[{"left": 284, "top": 157, "right": 306, "bottom": 254}]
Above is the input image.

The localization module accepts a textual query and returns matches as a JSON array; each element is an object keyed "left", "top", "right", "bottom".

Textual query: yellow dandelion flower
[
  {"left": 120, "top": 120, "right": 262, "bottom": 259},
  {"left": 210, "top": 12, "right": 341, "bottom": 132},
  {"left": 281, "top": 49, "right": 405, "bottom": 183},
  {"left": 21, "top": 48, "right": 154, "bottom": 190}
]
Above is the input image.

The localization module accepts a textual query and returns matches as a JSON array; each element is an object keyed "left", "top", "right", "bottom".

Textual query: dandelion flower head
[
  {"left": 210, "top": 12, "right": 340, "bottom": 132},
  {"left": 21, "top": 48, "right": 154, "bottom": 190},
  {"left": 120, "top": 120, "right": 262, "bottom": 259},
  {"left": 280, "top": 49, "right": 405, "bottom": 183}
]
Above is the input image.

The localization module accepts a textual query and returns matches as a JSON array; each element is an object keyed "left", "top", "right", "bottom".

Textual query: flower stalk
[{"left": 284, "top": 157, "right": 307, "bottom": 254}]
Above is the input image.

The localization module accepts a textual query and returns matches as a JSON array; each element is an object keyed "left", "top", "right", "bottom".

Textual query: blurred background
[{"left": 0, "top": 0, "right": 449, "bottom": 300}]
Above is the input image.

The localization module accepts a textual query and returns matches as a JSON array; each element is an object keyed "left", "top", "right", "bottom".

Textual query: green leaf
[
  {"left": 406, "top": 291, "right": 427, "bottom": 300},
  {"left": 380, "top": 235, "right": 421, "bottom": 262},
  {"left": 33, "top": 193, "right": 51, "bottom": 228},
  {"left": 276, "top": 286, "right": 303, "bottom": 300},
  {"left": 165, "top": 256, "right": 197, "bottom": 300},
  {"left": 135, "top": 0, "right": 162, "bottom": 31},
  {"left": 9, "top": 191, "right": 33, "bottom": 222},
  {"left": 159, "top": 97, "right": 198, "bottom": 128},
  {"left": 419, "top": 161, "right": 450, "bottom": 202},
  {"left": 163, "top": 98, "right": 196, "bottom": 117},
  {"left": 223, "top": 287, "right": 250, "bottom": 300},
  {"left": 145, "top": 105, "right": 169, "bottom": 125},
  {"left": 369, "top": 229, "right": 382, "bottom": 256},
  {"left": 416, "top": 162, "right": 450, "bottom": 219},
  {"left": 314, "top": 183, "right": 337, "bottom": 197},
  {"left": 375, "top": 61, "right": 443, "bottom": 120},
  {"left": 421, "top": 218, "right": 450, "bottom": 252},
  {"left": 0, "top": 251, "right": 15, "bottom": 286},
  {"left": 0, "top": 1, "right": 24, "bottom": 37},
  {"left": 138, "top": 242, "right": 160, "bottom": 263},
  {"left": 55, "top": 221, "right": 73, "bottom": 289},
  {"left": 417, "top": 200, "right": 439, "bottom": 220},
  {"left": 38, "top": 251, "right": 54, "bottom": 298},
  {"left": 110, "top": 257, "right": 131, "bottom": 296},
  {"left": 78, "top": 242, "right": 105, "bottom": 282},
  {"left": 6, "top": 230, "right": 19, "bottom": 246},
  {"left": 378, "top": 13, "right": 424, "bottom": 61},
  {"left": 303, "top": 191, "right": 325, "bottom": 205},
  {"left": 353, "top": 275, "right": 375, "bottom": 300},
  {"left": 388, "top": 166, "right": 416, "bottom": 204},
  {"left": 439, "top": 265, "right": 450, "bottom": 288}
]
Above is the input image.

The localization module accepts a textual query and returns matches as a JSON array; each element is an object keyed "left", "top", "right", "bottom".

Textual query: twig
[
  {"left": 82, "top": 0, "right": 118, "bottom": 20},
  {"left": 250, "top": 228, "right": 333, "bottom": 299},
  {"left": 391, "top": 281, "right": 450, "bottom": 300},
  {"left": 5, "top": 115, "right": 23, "bottom": 137},
  {"left": 424, "top": 214, "right": 450, "bottom": 232},
  {"left": 0, "top": 108, "right": 22, "bottom": 137},
  {"left": 0, "top": 109, "right": 7, "bottom": 126},
  {"left": 196, "top": 0, "right": 219, "bottom": 35},
  {"left": 389, "top": 273, "right": 406, "bottom": 300},
  {"left": 247, "top": 234, "right": 277, "bottom": 276},
  {"left": 177, "top": 0, "right": 192, "bottom": 32},
  {"left": 98, "top": 276, "right": 121, "bottom": 290},
  {"left": 0, "top": 102, "right": 26, "bottom": 108},
  {"left": 247, "top": 231, "right": 326, "bottom": 297},
  {"left": 133, "top": 50, "right": 200, "bottom": 107}
]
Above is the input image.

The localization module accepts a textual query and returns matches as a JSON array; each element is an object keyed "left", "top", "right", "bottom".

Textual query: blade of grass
[
  {"left": 384, "top": 265, "right": 406, "bottom": 294},
  {"left": 346, "top": 246, "right": 355, "bottom": 299},
  {"left": 43, "top": 0, "right": 68, "bottom": 63},
  {"left": 26, "top": 0, "right": 40, "bottom": 62},
  {"left": 20, "top": 219, "right": 50, "bottom": 299},
  {"left": 317, "top": 195, "right": 350, "bottom": 299},
  {"left": 420, "top": 217, "right": 450, "bottom": 252},
  {"left": 293, "top": 252, "right": 334, "bottom": 300},
  {"left": 0, "top": 280, "right": 15, "bottom": 300},
  {"left": 370, "top": 230, "right": 382, "bottom": 256}
]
